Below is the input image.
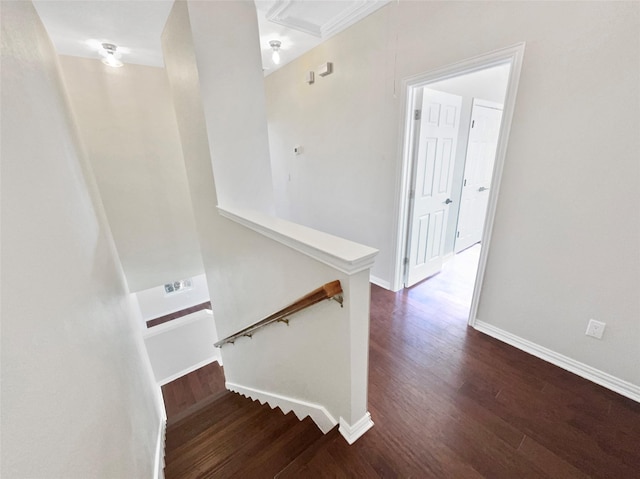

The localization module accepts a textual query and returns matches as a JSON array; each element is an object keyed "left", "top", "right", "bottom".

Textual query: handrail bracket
[{"left": 332, "top": 294, "right": 344, "bottom": 308}]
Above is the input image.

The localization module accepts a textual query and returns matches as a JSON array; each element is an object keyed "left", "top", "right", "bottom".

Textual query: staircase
[{"left": 164, "top": 388, "right": 339, "bottom": 478}]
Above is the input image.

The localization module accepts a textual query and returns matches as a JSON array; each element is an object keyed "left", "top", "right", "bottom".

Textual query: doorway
[
  {"left": 392, "top": 44, "right": 525, "bottom": 326},
  {"left": 455, "top": 99, "right": 504, "bottom": 254}
]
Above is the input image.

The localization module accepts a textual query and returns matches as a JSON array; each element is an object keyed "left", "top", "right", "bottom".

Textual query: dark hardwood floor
[{"left": 163, "top": 245, "right": 640, "bottom": 478}]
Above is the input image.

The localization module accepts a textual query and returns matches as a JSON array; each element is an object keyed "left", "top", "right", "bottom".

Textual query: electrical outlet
[{"left": 585, "top": 319, "right": 606, "bottom": 339}]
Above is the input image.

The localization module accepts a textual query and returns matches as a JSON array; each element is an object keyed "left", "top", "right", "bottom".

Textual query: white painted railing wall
[{"left": 217, "top": 207, "right": 378, "bottom": 441}]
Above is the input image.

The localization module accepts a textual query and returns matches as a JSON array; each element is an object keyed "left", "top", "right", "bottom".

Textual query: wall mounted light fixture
[
  {"left": 100, "top": 43, "right": 123, "bottom": 68},
  {"left": 269, "top": 40, "right": 282, "bottom": 65}
]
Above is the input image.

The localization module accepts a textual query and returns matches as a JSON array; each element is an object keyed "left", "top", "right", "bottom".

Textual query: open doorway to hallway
[
  {"left": 393, "top": 44, "right": 525, "bottom": 324},
  {"left": 402, "top": 244, "right": 481, "bottom": 321},
  {"left": 405, "top": 64, "right": 509, "bottom": 289},
  {"left": 404, "top": 65, "right": 509, "bottom": 316}
]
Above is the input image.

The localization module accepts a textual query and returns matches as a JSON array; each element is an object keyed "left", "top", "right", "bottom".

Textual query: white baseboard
[
  {"left": 157, "top": 356, "right": 221, "bottom": 386},
  {"left": 474, "top": 320, "right": 640, "bottom": 403},
  {"left": 153, "top": 417, "right": 166, "bottom": 479},
  {"left": 339, "top": 412, "right": 374, "bottom": 445},
  {"left": 370, "top": 275, "right": 391, "bottom": 290},
  {"left": 226, "top": 382, "right": 337, "bottom": 433}
]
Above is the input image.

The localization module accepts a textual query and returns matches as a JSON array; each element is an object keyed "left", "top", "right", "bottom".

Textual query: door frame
[{"left": 391, "top": 42, "right": 525, "bottom": 327}]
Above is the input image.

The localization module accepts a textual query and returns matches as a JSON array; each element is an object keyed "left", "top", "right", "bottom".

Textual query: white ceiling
[
  {"left": 33, "top": 0, "right": 389, "bottom": 75},
  {"left": 32, "top": 1, "right": 174, "bottom": 68}
]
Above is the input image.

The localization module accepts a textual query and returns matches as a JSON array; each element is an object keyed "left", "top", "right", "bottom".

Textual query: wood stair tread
[
  {"left": 275, "top": 425, "right": 341, "bottom": 478},
  {"left": 166, "top": 387, "right": 231, "bottom": 427},
  {"left": 165, "top": 392, "right": 268, "bottom": 458},
  {"left": 164, "top": 390, "right": 328, "bottom": 478}
]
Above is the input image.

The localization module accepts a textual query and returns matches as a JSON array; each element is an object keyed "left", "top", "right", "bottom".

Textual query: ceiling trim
[
  {"left": 266, "top": 0, "right": 322, "bottom": 37},
  {"left": 266, "top": 0, "right": 389, "bottom": 39},
  {"left": 321, "top": 0, "right": 387, "bottom": 39}
]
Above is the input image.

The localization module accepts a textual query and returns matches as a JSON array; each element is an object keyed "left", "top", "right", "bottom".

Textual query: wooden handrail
[{"left": 214, "top": 280, "right": 343, "bottom": 348}]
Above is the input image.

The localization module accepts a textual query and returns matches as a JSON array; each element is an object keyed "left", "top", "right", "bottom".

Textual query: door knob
[
  {"left": 478, "top": 186, "right": 488, "bottom": 192},
  {"left": 444, "top": 198, "right": 453, "bottom": 204}
]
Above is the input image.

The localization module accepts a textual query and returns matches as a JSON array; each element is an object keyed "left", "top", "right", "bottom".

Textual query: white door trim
[{"left": 391, "top": 43, "right": 526, "bottom": 328}]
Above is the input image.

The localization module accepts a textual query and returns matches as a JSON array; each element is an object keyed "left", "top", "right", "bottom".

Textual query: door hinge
[
  {"left": 457, "top": 231, "right": 460, "bottom": 238},
  {"left": 414, "top": 109, "right": 421, "bottom": 121},
  {"left": 409, "top": 189, "right": 415, "bottom": 199},
  {"left": 463, "top": 179, "right": 467, "bottom": 187},
  {"left": 471, "top": 120, "right": 475, "bottom": 128},
  {"left": 404, "top": 257, "right": 409, "bottom": 266}
]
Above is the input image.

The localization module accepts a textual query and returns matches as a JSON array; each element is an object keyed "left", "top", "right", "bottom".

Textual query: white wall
[
  {"left": 1, "top": 2, "right": 162, "bottom": 477},
  {"left": 144, "top": 310, "right": 220, "bottom": 385},
  {"left": 188, "top": 1, "right": 275, "bottom": 213},
  {"left": 162, "top": 0, "right": 376, "bottom": 433},
  {"left": 265, "top": 2, "right": 640, "bottom": 391},
  {"left": 135, "top": 273, "right": 210, "bottom": 322},
  {"left": 265, "top": 9, "right": 508, "bottom": 280},
  {"left": 265, "top": 12, "right": 394, "bottom": 283},
  {"left": 425, "top": 64, "right": 510, "bottom": 255},
  {"left": 58, "top": 55, "right": 204, "bottom": 293}
]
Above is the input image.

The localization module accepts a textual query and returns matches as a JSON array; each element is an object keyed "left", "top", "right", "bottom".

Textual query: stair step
[
  {"left": 165, "top": 401, "right": 295, "bottom": 477},
  {"left": 275, "top": 426, "right": 341, "bottom": 478},
  {"left": 236, "top": 415, "right": 324, "bottom": 478},
  {"left": 165, "top": 393, "right": 267, "bottom": 461},
  {"left": 167, "top": 387, "right": 229, "bottom": 427},
  {"left": 164, "top": 390, "right": 328, "bottom": 478},
  {"left": 189, "top": 411, "right": 307, "bottom": 478},
  {"left": 166, "top": 391, "right": 248, "bottom": 448}
]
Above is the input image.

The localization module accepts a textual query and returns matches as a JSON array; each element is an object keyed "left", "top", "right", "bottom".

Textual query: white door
[
  {"left": 406, "top": 88, "right": 462, "bottom": 287},
  {"left": 455, "top": 100, "right": 503, "bottom": 253}
]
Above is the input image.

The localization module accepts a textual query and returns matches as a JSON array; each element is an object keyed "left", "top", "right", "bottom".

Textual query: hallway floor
[
  {"left": 405, "top": 243, "right": 481, "bottom": 318},
  {"left": 163, "top": 244, "right": 640, "bottom": 477}
]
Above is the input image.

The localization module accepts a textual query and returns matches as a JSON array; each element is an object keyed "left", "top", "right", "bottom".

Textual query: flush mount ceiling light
[
  {"left": 269, "top": 40, "right": 282, "bottom": 65},
  {"left": 100, "top": 42, "right": 123, "bottom": 68}
]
